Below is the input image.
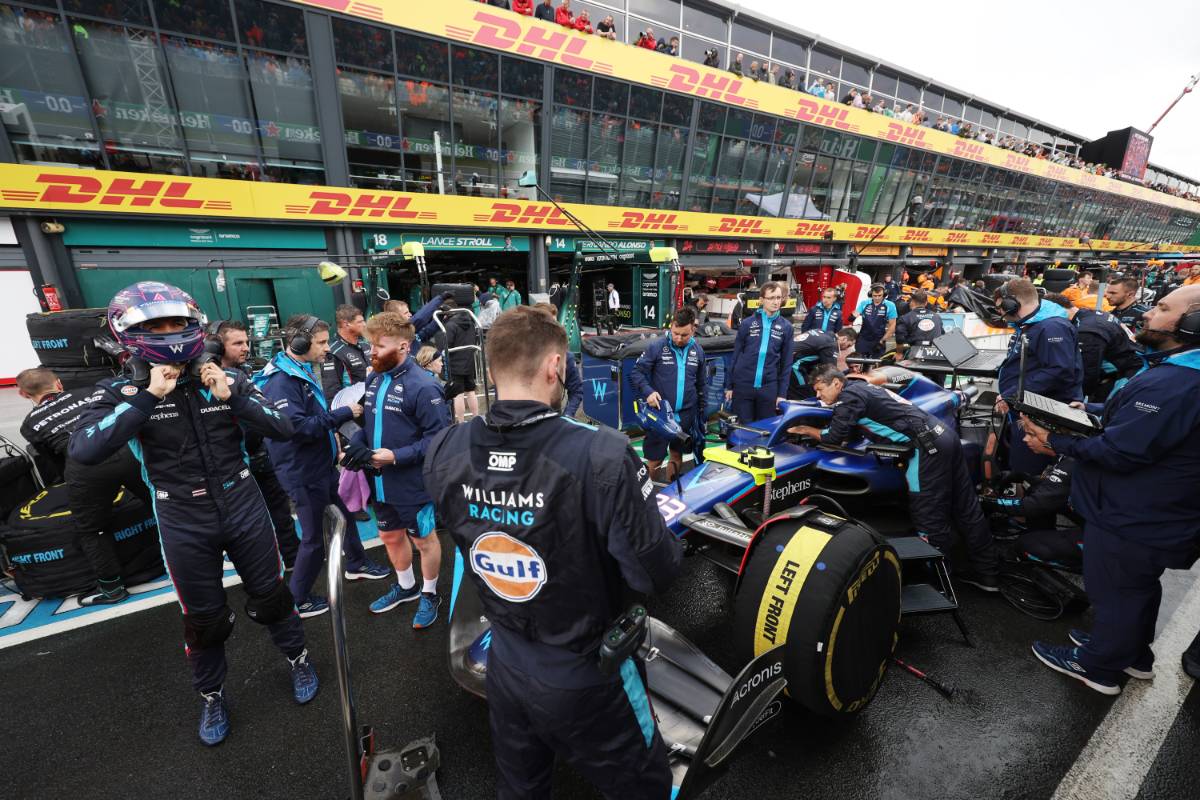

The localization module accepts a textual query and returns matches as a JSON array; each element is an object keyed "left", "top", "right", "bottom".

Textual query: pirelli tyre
[
  {"left": 54, "top": 364, "right": 118, "bottom": 391},
  {"left": 733, "top": 509, "right": 902, "bottom": 717},
  {"left": 1, "top": 485, "right": 163, "bottom": 600},
  {"left": 26, "top": 308, "right": 119, "bottom": 369}
]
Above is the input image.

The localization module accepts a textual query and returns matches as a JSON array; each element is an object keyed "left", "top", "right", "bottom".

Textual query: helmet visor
[{"left": 111, "top": 300, "right": 205, "bottom": 333}]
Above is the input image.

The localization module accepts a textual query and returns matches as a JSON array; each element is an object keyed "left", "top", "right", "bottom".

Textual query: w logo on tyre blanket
[{"left": 470, "top": 532, "right": 548, "bottom": 603}]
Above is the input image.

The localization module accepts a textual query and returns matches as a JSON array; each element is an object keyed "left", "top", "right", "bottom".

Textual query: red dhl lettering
[
  {"left": 1037, "top": 237, "right": 1054, "bottom": 246},
  {"left": 952, "top": 140, "right": 987, "bottom": 161},
  {"left": 946, "top": 232, "right": 969, "bottom": 243},
  {"left": 715, "top": 217, "right": 766, "bottom": 234},
  {"left": 789, "top": 221, "right": 831, "bottom": 237},
  {"left": 658, "top": 64, "right": 751, "bottom": 106},
  {"left": 1011, "top": 236, "right": 1029, "bottom": 245},
  {"left": 884, "top": 122, "right": 929, "bottom": 148},
  {"left": 613, "top": 211, "right": 682, "bottom": 231},
  {"left": 469, "top": 11, "right": 594, "bottom": 70},
  {"left": 486, "top": 202, "right": 570, "bottom": 225},
  {"left": 1005, "top": 154, "right": 1031, "bottom": 172},
  {"left": 981, "top": 234, "right": 1002, "bottom": 244},
  {"left": 903, "top": 229, "right": 931, "bottom": 241},
  {"left": 789, "top": 98, "right": 854, "bottom": 130},
  {"left": 1046, "top": 166, "right": 1068, "bottom": 180},
  {"left": 306, "top": 192, "right": 418, "bottom": 218},
  {"left": 853, "top": 225, "right": 883, "bottom": 239},
  {"left": 35, "top": 173, "right": 203, "bottom": 208}
]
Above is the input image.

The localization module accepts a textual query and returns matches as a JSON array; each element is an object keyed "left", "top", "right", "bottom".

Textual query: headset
[
  {"left": 204, "top": 319, "right": 226, "bottom": 359},
  {"left": 286, "top": 315, "right": 322, "bottom": 355},
  {"left": 996, "top": 281, "right": 1021, "bottom": 317},
  {"left": 1177, "top": 302, "right": 1200, "bottom": 343}
]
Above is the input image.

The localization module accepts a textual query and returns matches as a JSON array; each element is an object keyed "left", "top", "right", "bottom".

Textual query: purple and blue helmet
[{"left": 107, "top": 281, "right": 207, "bottom": 363}]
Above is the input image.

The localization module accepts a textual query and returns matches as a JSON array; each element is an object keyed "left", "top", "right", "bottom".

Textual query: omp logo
[
  {"left": 946, "top": 232, "right": 969, "bottom": 243},
  {"left": 447, "top": 11, "right": 613, "bottom": 75},
  {"left": 470, "top": 532, "right": 547, "bottom": 602},
  {"left": 789, "top": 221, "right": 831, "bottom": 237},
  {"left": 884, "top": 122, "right": 931, "bottom": 149},
  {"left": 952, "top": 140, "right": 987, "bottom": 162},
  {"left": 474, "top": 202, "right": 570, "bottom": 226},
  {"left": 650, "top": 64, "right": 757, "bottom": 107},
  {"left": 852, "top": 225, "right": 884, "bottom": 239},
  {"left": 607, "top": 211, "right": 684, "bottom": 232},
  {"left": 590, "top": 379, "right": 609, "bottom": 402},
  {"left": 287, "top": 191, "right": 434, "bottom": 219},
  {"left": 903, "top": 229, "right": 931, "bottom": 241},
  {"left": 785, "top": 98, "right": 859, "bottom": 132},
  {"left": 15, "top": 174, "right": 228, "bottom": 210},
  {"left": 981, "top": 234, "right": 1002, "bottom": 244},
  {"left": 711, "top": 217, "right": 766, "bottom": 234},
  {"left": 487, "top": 451, "right": 516, "bottom": 472},
  {"left": 1010, "top": 236, "right": 1029, "bottom": 245}
]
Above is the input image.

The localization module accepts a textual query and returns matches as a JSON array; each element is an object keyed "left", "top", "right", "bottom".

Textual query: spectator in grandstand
[
  {"left": 749, "top": 60, "right": 761, "bottom": 80},
  {"left": 486, "top": 0, "right": 511, "bottom": 8},
  {"left": 635, "top": 27, "right": 657, "bottom": 49},
  {"left": 554, "top": 0, "right": 573, "bottom": 27},
  {"left": 872, "top": 99, "right": 886, "bottom": 114},
  {"left": 729, "top": 52, "right": 744, "bottom": 76},
  {"left": 825, "top": 81, "right": 835, "bottom": 99},
  {"left": 573, "top": 10, "right": 592, "bottom": 34},
  {"left": 511, "top": 0, "right": 533, "bottom": 14},
  {"left": 703, "top": 48, "right": 721, "bottom": 67},
  {"left": 596, "top": 14, "right": 616, "bottom": 39},
  {"left": 657, "top": 36, "right": 678, "bottom": 55},
  {"left": 534, "top": 0, "right": 554, "bottom": 22},
  {"left": 807, "top": 77, "right": 824, "bottom": 96},
  {"left": 782, "top": 68, "right": 796, "bottom": 89},
  {"left": 901, "top": 104, "right": 916, "bottom": 122}
]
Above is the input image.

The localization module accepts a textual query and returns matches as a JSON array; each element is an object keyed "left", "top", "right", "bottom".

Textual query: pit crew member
[
  {"left": 1044, "top": 294, "right": 1141, "bottom": 401},
  {"left": 801, "top": 287, "right": 844, "bottom": 334},
  {"left": 894, "top": 289, "right": 945, "bottom": 357},
  {"left": 851, "top": 283, "right": 897, "bottom": 358},
  {"left": 727, "top": 281, "right": 793, "bottom": 422},
  {"left": 787, "top": 329, "right": 838, "bottom": 400}
]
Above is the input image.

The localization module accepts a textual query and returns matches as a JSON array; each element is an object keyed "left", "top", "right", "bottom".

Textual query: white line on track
[
  {"left": 0, "top": 537, "right": 383, "bottom": 651},
  {"left": 1053, "top": 571, "right": 1200, "bottom": 800}
]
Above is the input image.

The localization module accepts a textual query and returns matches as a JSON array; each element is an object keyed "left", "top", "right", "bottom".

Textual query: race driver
[
  {"left": 321, "top": 304, "right": 371, "bottom": 404},
  {"left": 727, "top": 281, "right": 793, "bottom": 422},
  {"left": 68, "top": 282, "right": 315, "bottom": 746},
  {"left": 423, "top": 306, "right": 682, "bottom": 799}
]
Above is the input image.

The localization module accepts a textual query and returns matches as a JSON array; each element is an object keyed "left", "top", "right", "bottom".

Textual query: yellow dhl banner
[
  {"left": 1, "top": 163, "right": 1196, "bottom": 253},
  {"left": 289, "top": 0, "right": 1199, "bottom": 215}
]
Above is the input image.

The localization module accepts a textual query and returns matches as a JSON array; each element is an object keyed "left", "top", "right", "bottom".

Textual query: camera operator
[
  {"left": 69, "top": 282, "right": 314, "bottom": 745},
  {"left": 423, "top": 307, "right": 682, "bottom": 799},
  {"left": 258, "top": 315, "right": 390, "bottom": 618},
  {"left": 1021, "top": 284, "right": 1200, "bottom": 694},
  {"left": 18, "top": 367, "right": 153, "bottom": 605},
  {"left": 210, "top": 321, "right": 299, "bottom": 570}
]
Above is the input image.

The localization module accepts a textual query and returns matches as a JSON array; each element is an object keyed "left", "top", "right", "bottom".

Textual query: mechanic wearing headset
[
  {"left": 210, "top": 321, "right": 299, "bottom": 570},
  {"left": 631, "top": 305, "right": 707, "bottom": 481},
  {"left": 894, "top": 289, "right": 945, "bottom": 358},
  {"left": 790, "top": 366, "right": 1000, "bottom": 590},
  {"left": 344, "top": 312, "right": 450, "bottom": 629},
  {"left": 993, "top": 278, "right": 1083, "bottom": 474},
  {"left": 801, "top": 286, "right": 844, "bottom": 334},
  {"left": 1043, "top": 293, "right": 1142, "bottom": 402},
  {"left": 727, "top": 281, "right": 793, "bottom": 422},
  {"left": 851, "top": 283, "right": 898, "bottom": 359},
  {"left": 787, "top": 329, "right": 838, "bottom": 400},
  {"left": 69, "top": 282, "right": 313, "bottom": 746},
  {"left": 423, "top": 307, "right": 682, "bottom": 800},
  {"left": 1021, "top": 284, "right": 1200, "bottom": 695},
  {"left": 258, "top": 315, "right": 390, "bottom": 619}
]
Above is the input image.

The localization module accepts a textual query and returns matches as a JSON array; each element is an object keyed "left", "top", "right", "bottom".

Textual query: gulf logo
[{"left": 470, "top": 532, "right": 548, "bottom": 603}]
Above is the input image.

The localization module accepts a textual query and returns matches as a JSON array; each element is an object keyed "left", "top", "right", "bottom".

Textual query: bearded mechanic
[
  {"left": 68, "top": 282, "right": 315, "bottom": 746},
  {"left": 1022, "top": 284, "right": 1200, "bottom": 694},
  {"left": 423, "top": 306, "right": 682, "bottom": 799}
]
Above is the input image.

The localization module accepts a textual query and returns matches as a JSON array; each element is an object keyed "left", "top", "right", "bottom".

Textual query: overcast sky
[{"left": 740, "top": 0, "right": 1200, "bottom": 183}]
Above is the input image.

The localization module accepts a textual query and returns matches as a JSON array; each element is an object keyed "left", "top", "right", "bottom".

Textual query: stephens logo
[
  {"left": 470, "top": 532, "right": 548, "bottom": 602},
  {"left": 884, "top": 122, "right": 932, "bottom": 149},
  {"left": 650, "top": 64, "right": 757, "bottom": 107},
  {"left": 784, "top": 98, "right": 859, "bottom": 132},
  {"left": 286, "top": 191, "right": 435, "bottom": 219},
  {"left": 4, "top": 173, "right": 227, "bottom": 210},
  {"left": 474, "top": 202, "right": 570, "bottom": 226},
  {"left": 608, "top": 211, "right": 685, "bottom": 232},
  {"left": 447, "top": 11, "right": 612, "bottom": 75},
  {"left": 710, "top": 217, "right": 766, "bottom": 234}
]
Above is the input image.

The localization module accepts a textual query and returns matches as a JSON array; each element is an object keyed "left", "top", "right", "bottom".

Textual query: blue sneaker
[
  {"left": 288, "top": 649, "right": 319, "bottom": 704},
  {"left": 1068, "top": 630, "right": 1154, "bottom": 679},
  {"left": 413, "top": 592, "right": 441, "bottom": 630},
  {"left": 1032, "top": 641, "right": 1121, "bottom": 696},
  {"left": 296, "top": 596, "right": 329, "bottom": 619},
  {"left": 345, "top": 560, "right": 391, "bottom": 581},
  {"left": 370, "top": 583, "right": 420, "bottom": 614},
  {"left": 198, "top": 688, "right": 230, "bottom": 746}
]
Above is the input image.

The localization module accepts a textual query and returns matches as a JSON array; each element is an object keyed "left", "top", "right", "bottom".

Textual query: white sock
[
  {"left": 423, "top": 577, "right": 438, "bottom": 594},
  {"left": 396, "top": 567, "right": 415, "bottom": 590}
]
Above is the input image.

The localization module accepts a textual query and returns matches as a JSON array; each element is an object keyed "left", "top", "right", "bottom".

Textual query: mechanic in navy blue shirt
[
  {"left": 1021, "top": 284, "right": 1200, "bottom": 695},
  {"left": 993, "top": 278, "right": 1084, "bottom": 474},
  {"left": 348, "top": 312, "right": 452, "bottom": 629},
  {"left": 534, "top": 302, "right": 584, "bottom": 416},
  {"left": 881, "top": 273, "right": 901, "bottom": 302},
  {"left": 1104, "top": 276, "right": 1150, "bottom": 333},
  {"left": 801, "top": 286, "right": 844, "bottom": 334},
  {"left": 787, "top": 329, "right": 838, "bottom": 400},
  {"left": 727, "top": 281, "right": 793, "bottom": 422},
  {"left": 631, "top": 305, "right": 706, "bottom": 480},
  {"left": 1044, "top": 293, "right": 1141, "bottom": 402},
  {"left": 894, "top": 289, "right": 945, "bottom": 358},
  {"left": 852, "top": 284, "right": 898, "bottom": 358},
  {"left": 258, "top": 316, "right": 390, "bottom": 618}
]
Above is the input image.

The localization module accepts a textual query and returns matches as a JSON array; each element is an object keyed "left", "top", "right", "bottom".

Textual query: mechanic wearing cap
[
  {"left": 801, "top": 287, "right": 844, "bottom": 334},
  {"left": 631, "top": 305, "right": 706, "bottom": 481},
  {"left": 787, "top": 329, "right": 838, "bottom": 400},
  {"left": 345, "top": 312, "right": 450, "bottom": 628},
  {"left": 993, "top": 278, "right": 1083, "bottom": 474},
  {"left": 851, "top": 284, "right": 898, "bottom": 358},
  {"left": 258, "top": 315, "right": 390, "bottom": 619},
  {"left": 211, "top": 321, "right": 299, "bottom": 570},
  {"left": 1021, "top": 284, "right": 1200, "bottom": 694},
  {"left": 726, "top": 281, "right": 793, "bottom": 422},
  {"left": 894, "top": 289, "right": 945, "bottom": 358},
  {"left": 1104, "top": 276, "right": 1150, "bottom": 333},
  {"left": 791, "top": 366, "right": 1000, "bottom": 590},
  {"left": 321, "top": 304, "right": 371, "bottom": 404},
  {"left": 18, "top": 367, "right": 153, "bottom": 605},
  {"left": 423, "top": 306, "right": 681, "bottom": 800},
  {"left": 1044, "top": 293, "right": 1141, "bottom": 401},
  {"left": 68, "top": 282, "right": 314, "bottom": 745}
]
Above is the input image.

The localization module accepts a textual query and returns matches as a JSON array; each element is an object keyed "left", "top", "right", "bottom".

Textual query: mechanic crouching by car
[
  {"left": 790, "top": 366, "right": 1000, "bottom": 590},
  {"left": 68, "top": 282, "right": 314, "bottom": 746},
  {"left": 631, "top": 305, "right": 706, "bottom": 481},
  {"left": 258, "top": 315, "right": 390, "bottom": 619},
  {"left": 1043, "top": 293, "right": 1141, "bottom": 402},
  {"left": 787, "top": 329, "right": 838, "bottom": 400},
  {"left": 423, "top": 306, "right": 682, "bottom": 800},
  {"left": 727, "top": 281, "right": 793, "bottom": 422},
  {"left": 980, "top": 454, "right": 1082, "bottom": 571},
  {"left": 1020, "top": 284, "right": 1200, "bottom": 695}
]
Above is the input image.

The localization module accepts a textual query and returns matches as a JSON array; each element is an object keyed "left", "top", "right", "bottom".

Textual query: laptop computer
[
  {"left": 931, "top": 328, "right": 1008, "bottom": 374},
  {"left": 1007, "top": 333, "right": 1101, "bottom": 436}
]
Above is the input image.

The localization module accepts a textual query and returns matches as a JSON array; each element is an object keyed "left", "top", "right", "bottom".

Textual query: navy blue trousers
[
  {"left": 157, "top": 477, "right": 305, "bottom": 692},
  {"left": 732, "top": 384, "right": 780, "bottom": 423},
  {"left": 286, "top": 471, "right": 366, "bottom": 603}
]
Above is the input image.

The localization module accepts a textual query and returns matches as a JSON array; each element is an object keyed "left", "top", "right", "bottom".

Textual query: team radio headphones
[
  {"left": 286, "top": 315, "right": 322, "bottom": 355},
  {"left": 996, "top": 282, "right": 1021, "bottom": 317},
  {"left": 1176, "top": 302, "right": 1200, "bottom": 343}
]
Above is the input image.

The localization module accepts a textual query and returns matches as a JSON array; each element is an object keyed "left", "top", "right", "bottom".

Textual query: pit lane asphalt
[{"left": 2, "top": 505, "right": 1197, "bottom": 800}]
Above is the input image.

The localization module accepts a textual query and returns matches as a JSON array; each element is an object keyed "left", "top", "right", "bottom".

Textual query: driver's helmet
[{"left": 107, "top": 281, "right": 207, "bottom": 363}]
